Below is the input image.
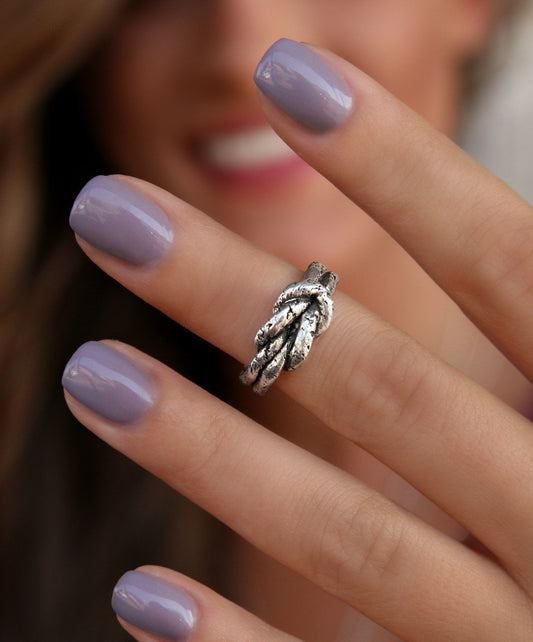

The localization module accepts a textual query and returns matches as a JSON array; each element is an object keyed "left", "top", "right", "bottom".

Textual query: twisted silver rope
[{"left": 240, "top": 261, "right": 339, "bottom": 395}]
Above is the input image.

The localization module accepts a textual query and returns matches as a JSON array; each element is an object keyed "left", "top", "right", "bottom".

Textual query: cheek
[
  {"left": 83, "top": 18, "right": 189, "bottom": 176},
  {"left": 316, "top": 0, "right": 452, "bottom": 112}
]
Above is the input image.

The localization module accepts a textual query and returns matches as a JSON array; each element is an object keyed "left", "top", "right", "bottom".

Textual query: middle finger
[{"left": 70, "top": 174, "right": 533, "bottom": 582}]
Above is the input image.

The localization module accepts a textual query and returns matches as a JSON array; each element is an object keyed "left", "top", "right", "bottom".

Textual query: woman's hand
[{"left": 62, "top": 40, "right": 533, "bottom": 641}]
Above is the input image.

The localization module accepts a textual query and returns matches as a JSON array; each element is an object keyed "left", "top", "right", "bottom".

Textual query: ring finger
[{"left": 69, "top": 174, "right": 533, "bottom": 581}]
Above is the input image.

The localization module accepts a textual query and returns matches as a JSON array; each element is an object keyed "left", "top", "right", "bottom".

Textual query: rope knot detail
[{"left": 240, "top": 261, "right": 339, "bottom": 395}]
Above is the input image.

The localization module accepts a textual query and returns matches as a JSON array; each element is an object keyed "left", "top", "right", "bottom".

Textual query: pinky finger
[{"left": 112, "top": 565, "right": 299, "bottom": 642}]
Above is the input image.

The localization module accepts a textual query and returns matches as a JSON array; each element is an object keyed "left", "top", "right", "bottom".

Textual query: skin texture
[
  {"left": 64, "top": 2, "right": 533, "bottom": 640},
  {"left": 82, "top": 1, "right": 528, "bottom": 412},
  {"left": 83, "top": 0, "right": 492, "bottom": 260},
  {"left": 64, "top": 73, "right": 533, "bottom": 633}
]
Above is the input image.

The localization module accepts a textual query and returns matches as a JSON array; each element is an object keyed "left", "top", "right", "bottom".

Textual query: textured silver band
[{"left": 240, "top": 261, "right": 339, "bottom": 395}]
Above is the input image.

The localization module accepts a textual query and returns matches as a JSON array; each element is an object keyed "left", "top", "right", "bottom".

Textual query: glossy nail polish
[
  {"left": 70, "top": 175, "right": 173, "bottom": 265},
  {"left": 255, "top": 38, "right": 353, "bottom": 132},
  {"left": 112, "top": 571, "right": 197, "bottom": 641},
  {"left": 62, "top": 341, "right": 154, "bottom": 424}
]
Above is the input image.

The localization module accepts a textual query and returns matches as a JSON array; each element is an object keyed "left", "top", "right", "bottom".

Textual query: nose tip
[{"left": 197, "top": 0, "right": 315, "bottom": 92}]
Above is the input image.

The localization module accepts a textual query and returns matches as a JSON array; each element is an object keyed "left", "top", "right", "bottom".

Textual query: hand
[{"left": 63, "top": 41, "right": 533, "bottom": 641}]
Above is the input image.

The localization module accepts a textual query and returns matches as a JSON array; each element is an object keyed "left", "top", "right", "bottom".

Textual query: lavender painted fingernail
[
  {"left": 70, "top": 175, "right": 173, "bottom": 265},
  {"left": 255, "top": 38, "right": 353, "bottom": 132},
  {"left": 62, "top": 342, "right": 154, "bottom": 424},
  {"left": 112, "top": 571, "right": 197, "bottom": 641}
]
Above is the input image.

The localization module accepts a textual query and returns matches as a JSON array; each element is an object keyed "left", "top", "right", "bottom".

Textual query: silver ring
[{"left": 240, "top": 261, "right": 339, "bottom": 395}]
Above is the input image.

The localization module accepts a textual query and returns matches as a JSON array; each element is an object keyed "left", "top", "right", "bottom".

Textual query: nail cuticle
[
  {"left": 62, "top": 341, "right": 155, "bottom": 425},
  {"left": 255, "top": 38, "right": 353, "bottom": 132},
  {"left": 70, "top": 175, "right": 173, "bottom": 266},
  {"left": 112, "top": 570, "right": 198, "bottom": 641}
]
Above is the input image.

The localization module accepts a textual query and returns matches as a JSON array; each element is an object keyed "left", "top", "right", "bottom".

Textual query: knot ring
[{"left": 240, "top": 261, "right": 338, "bottom": 395}]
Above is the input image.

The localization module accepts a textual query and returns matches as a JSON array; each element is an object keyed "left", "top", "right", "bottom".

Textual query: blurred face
[{"left": 84, "top": 0, "right": 493, "bottom": 257}]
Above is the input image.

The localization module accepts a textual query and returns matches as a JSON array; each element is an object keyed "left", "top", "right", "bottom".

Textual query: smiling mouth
[{"left": 196, "top": 125, "right": 300, "bottom": 172}]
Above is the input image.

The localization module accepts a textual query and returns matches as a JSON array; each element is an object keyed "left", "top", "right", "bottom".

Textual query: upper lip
[{"left": 185, "top": 107, "right": 274, "bottom": 153}]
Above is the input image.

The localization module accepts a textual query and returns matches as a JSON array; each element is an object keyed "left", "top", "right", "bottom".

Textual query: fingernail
[
  {"left": 112, "top": 571, "right": 197, "bottom": 641},
  {"left": 70, "top": 175, "right": 173, "bottom": 265},
  {"left": 62, "top": 341, "right": 155, "bottom": 424},
  {"left": 255, "top": 38, "right": 353, "bottom": 132}
]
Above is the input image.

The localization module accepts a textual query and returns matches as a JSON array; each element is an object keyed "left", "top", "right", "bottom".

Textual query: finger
[
  {"left": 62, "top": 341, "right": 532, "bottom": 641},
  {"left": 111, "top": 565, "right": 297, "bottom": 641},
  {"left": 69, "top": 175, "right": 533, "bottom": 582},
  {"left": 254, "top": 39, "right": 533, "bottom": 379}
]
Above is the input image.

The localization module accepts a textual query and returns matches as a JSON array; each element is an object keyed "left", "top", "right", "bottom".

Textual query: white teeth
[{"left": 202, "top": 126, "right": 296, "bottom": 170}]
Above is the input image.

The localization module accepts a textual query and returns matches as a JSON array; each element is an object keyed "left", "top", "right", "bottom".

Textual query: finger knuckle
[
  {"left": 466, "top": 213, "right": 533, "bottom": 305},
  {"left": 351, "top": 496, "right": 411, "bottom": 591},
  {"left": 171, "top": 405, "right": 235, "bottom": 491},
  {"left": 307, "top": 489, "right": 410, "bottom": 602},
  {"left": 338, "top": 326, "right": 444, "bottom": 452}
]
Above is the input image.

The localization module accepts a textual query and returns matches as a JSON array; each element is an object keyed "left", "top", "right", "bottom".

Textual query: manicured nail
[
  {"left": 62, "top": 341, "right": 155, "bottom": 424},
  {"left": 70, "top": 175, "right": 173, "bottom": 265},
  {"left": 112, "top": 571, "right": 197, "bottom": 641},
  {"left": 255, "top": 38, "right": 353, "bottom": 132}
]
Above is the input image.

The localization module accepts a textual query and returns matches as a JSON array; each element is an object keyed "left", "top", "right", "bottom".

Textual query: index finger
[{"left": 255, "top": 39, "right": 533, "bottom": 378}]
